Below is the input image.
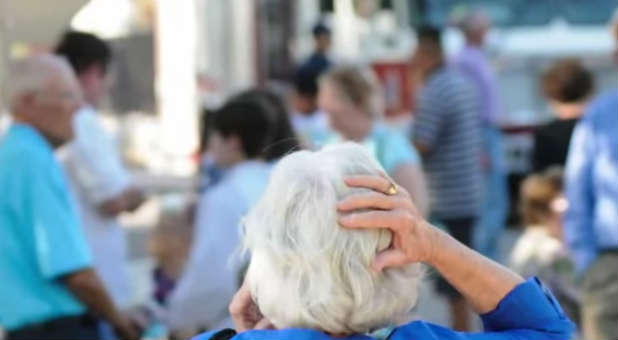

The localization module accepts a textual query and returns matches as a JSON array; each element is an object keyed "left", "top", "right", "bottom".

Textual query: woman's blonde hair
[
  {"left": 242, "top": 142, "right": 421, "bottom": 334},
  {"left": 320, "top": 65, "right": 384, "bottom": 119}
]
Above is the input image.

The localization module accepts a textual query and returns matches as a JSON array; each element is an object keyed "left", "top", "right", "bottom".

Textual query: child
[{"left": 509, "top": 167, "right": 579, "bottom": 322}]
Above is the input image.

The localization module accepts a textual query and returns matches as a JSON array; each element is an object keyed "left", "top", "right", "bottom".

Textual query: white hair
[
  {"left": 4, "top": 54, "right": 73, "bottom": 111},
  {"left": 243, "top": 142, "right": 422, "bottom": 335},
  {"left": 458, "top": 9, "right": 491, "bottom": 35}
]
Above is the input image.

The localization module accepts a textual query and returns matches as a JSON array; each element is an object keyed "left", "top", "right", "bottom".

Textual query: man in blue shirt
[
  {"left": 564, "top": 15, "right": 618, "bottom": 340},
  {"left": 565, "top": 91, "right": 618, "bottom": 339},
  {"left": 0, "top": 55, "right": 138, "bottom": 340}
]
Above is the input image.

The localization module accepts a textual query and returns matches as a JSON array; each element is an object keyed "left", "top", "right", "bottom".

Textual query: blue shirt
[
  {"left": 565, "top": 90, "right": 618, "bottom": 273},
  {"left": 326, "top": 123, "right": 420, "bottom": 176},
  {"left": 0, "top": 124, "right": 92, "bottom": 330},
  {"left": 368, "top": 123, "right": 420, "bottom": 175},
  {"left": 194, "top": 278, "right": 574, "bottom": 340}
]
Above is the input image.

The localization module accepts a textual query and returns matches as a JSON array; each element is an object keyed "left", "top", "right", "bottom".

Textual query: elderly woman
[
  {"left": 318, "top": 65, "right": 429, "bottom": 215},
  {"left": 194, "top": 143, "right": 574, "bottom": 340}
]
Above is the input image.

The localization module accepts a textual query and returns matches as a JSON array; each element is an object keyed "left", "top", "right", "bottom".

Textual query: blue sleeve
[
  {"left": 564, "top": 109, "right": 598, "bottom": 274},
  {"left": 27, "top": 157, "right": 92, "bottom": 280},
  {"left": 392, "top": 278, "right": 574, "bottom": 340},
  {"left": 381, "top": 131, "right": 420, "bottom": 175}
]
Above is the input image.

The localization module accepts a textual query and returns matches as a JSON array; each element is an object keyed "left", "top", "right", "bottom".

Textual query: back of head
[
  {"left": 416, "top": 25, "right": 443, "bottom": 52},
  {"left": 312, "top": 22, "right": 331, "bottom": 39},
  {"left": 211, "top": 98, "right": 276, "bottom": 159},
  {"left": 232, "top": 89, "right": 300, "bottom": 160},
  {"left": 542, "top": 59, "right": 594, "bottom": 104},
  {"left": 457, "top": 9, "right": 491, "bottom": 42},
  {"left": 320, "top": 65, "right": 383, "bottom": 118},
  {"left": 294, "top": 68, "right": 320, "bottom": 98},
  {"left": 54, "top": 31, "right": 111, "bottom": 75},
  {"left": 520, "top": 167, "right": 564, "bottom": 226},
  {"left": 243, "top": 142, "right": 421, "bottom": 335}
]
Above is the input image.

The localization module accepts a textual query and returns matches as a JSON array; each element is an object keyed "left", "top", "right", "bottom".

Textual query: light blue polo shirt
[
  {"left": 0, "top": 123, "right": 92, "bottom": 331},
  {"left": 325, "top": 123, "right": 421, "bottom": 175}
]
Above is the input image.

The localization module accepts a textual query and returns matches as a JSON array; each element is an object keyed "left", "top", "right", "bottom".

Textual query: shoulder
[
  {"left": 585, "top": 90, "right": 617, "bottom": 127},
  {"left": 0, "top": 139, "right": 55, "bottom": 177},
  {"left": 377, "top": 126, "right": 416, "bottom": 155},
  {"left": 73, "top": 107, "right": 109, "bottom": 142},
  {"left": 427, "top": 68, "right": 470, "bottom": 98}
]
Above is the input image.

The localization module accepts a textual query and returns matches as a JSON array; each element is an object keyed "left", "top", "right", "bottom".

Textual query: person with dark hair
[
  {"left": 54, "top": 31, "right": 111, "bottom": 106},
  {"left": 291, "top": 69, "right": 331, "bottom": 149},
  {"left": 533, "top": 59, "right": 594, "bottom": 172},
  {"left": 411, "top": 25, "right": 483, "bottom": 331},
  {"left": 54, "top": 31, "right": 145, "bottom": 326},
  {"left": 300, "top": 22, "right": 332, "bottom": 76},
  {"left": 453, "top": 10, "right": 509, "bottom": 262},
  {"left": 291, "top": 21, "right": 334, "bottom": 149},
  {"left": 232, "top": 89, "right": 301, "bottom": 161},
  {"left": 167, "top": 98, "right": 275, "bottom": 337}
]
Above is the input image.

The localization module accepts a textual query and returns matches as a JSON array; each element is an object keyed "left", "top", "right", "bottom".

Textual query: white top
[
  {"left": 167, "top": 161, "right": 271, "bottom": 332},
  {"left": 509, "top": 226, "right": 564, "bottom": 277},
  {"left": 59, "top": 106, "right": 132, "bottom": 306}
]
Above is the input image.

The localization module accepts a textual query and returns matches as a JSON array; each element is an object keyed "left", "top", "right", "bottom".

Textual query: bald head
[
  {"left": 6, "top": 55, "right": 76, "bottom": 109},
  {"left": 6, "top": 54, "right": 82, "bottom": 147},
  {"left": 460, "top": 10, "right": 491, "bottom": 46}
]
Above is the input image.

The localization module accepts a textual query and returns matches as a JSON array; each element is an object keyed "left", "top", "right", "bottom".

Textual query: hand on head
[
  {"left": 230, "top": 174, "right": 435, "bottom": 331},
  {"left": 337, "top": 175, "right": 436, "bottom": 271}
]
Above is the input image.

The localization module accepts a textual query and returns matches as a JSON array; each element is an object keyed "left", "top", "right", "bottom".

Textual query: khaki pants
[{"left": 581, "top": 253, "right": 618, "bottom": 340}]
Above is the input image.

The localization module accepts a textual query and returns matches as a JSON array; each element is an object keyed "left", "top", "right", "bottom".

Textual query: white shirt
[
  {"left": 167, "top": 161, "right": 271, "bottom": 332},
  {"left": 291, "top": 110, "right": 330, "bottom": 149},
  {"left": 59, "top": 106, "right": 132, "bottom": 306},
  {"left": 509, "top": 226, "right": 565, "bottom": 277}
]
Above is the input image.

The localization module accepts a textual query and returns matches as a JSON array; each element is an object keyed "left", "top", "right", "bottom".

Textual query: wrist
[{"left": 424, "top": 224, "right": 452, "bottom": 267}]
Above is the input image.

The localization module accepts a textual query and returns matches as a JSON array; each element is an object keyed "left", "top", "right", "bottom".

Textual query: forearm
[
  {"left": 63, "top": 269, "right": 124, "bottom": 326},
  {"left": 428, "top": 225, "right": 523, "bottom": 314},
  {"left": 98, "top": 186, "right": 144, "bottom": 216}
]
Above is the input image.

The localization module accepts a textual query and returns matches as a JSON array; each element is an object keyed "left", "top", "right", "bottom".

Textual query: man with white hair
[
  {"left": 0, "top": 55, "right": 138, "bottom": 340},
  {"left": 453, "top": 9, "right": 509, "bottom": 261}
]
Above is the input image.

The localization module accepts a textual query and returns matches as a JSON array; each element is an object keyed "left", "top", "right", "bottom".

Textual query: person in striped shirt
[{"left": 411, "top": 25, "right": 483, "bottom": 332}]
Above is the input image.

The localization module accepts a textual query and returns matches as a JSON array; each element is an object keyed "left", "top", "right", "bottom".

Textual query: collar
[{"left": 6, "top": 122, "right": 53, "bottom": 151}]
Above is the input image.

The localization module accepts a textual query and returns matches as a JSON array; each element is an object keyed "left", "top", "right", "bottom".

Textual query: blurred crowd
[{"left": 0, "top": 6, "right": 617, "bottom": 340}]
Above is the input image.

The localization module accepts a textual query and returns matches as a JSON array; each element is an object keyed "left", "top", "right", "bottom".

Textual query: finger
[
  {"left": 337, "top": 192, "right": 397, "bottom": 211},
  {"left": 339, "top": 210, "right": 401, "bottom": 230},
  {"left": 344, "top": 175, "right": 392, "bottom": 194},
  {"left": 373, "top": 249, "right": 410, "bottom": 272}
]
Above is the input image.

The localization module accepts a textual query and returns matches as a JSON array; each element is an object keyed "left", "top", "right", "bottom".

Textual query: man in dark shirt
[
  {"left": 298, "top": 22, "right": 332, "bottom": 76},
  {"left": 533, "top": 59, "right": 594, "bottom": 172}
]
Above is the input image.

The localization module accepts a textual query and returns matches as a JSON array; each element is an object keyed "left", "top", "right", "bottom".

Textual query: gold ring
[{"left": 386, "top": 183, "right": 398, "bottom": 196}]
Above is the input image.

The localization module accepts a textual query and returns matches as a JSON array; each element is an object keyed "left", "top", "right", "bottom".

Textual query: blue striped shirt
[{"left": 413, "top": 67, "right": 483, "bottom": 219}]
